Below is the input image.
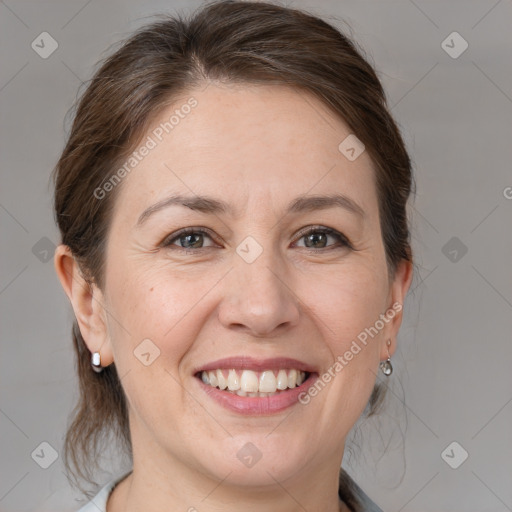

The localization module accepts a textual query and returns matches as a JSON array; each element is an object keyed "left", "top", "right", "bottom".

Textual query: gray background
[{"left": 1, "top": 0, "right": 511, "bottom": 510}]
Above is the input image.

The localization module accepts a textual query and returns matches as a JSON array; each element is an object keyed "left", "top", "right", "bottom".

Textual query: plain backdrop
[{"left": 1, "top": 1, "right": 511, "bottom": 511}]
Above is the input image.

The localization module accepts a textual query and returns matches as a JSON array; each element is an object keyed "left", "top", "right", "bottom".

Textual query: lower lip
[{"left": 196, "top": 373, "right": 318, "bottom": 415}]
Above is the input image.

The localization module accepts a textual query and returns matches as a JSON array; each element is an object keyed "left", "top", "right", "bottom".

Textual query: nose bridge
[
  {"left": 239, "top": 247, "right": 284, "bottom": 302},
  {"left": 218, "top": 236, "right": 300, "bottom": 336}
]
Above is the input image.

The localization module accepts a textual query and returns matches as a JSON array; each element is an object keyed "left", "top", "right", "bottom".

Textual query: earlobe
[{"left": 54, "top": 244, "right": 114, "bottom": 367}]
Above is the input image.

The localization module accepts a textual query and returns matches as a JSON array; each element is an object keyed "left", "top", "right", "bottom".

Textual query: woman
[{"left": 52, "top": 1, "right": 414, "bottom": 511}]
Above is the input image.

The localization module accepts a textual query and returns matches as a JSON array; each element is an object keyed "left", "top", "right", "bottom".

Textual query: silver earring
[
  {"left": 379, "top": 340, "right": 393, "bottom": 376},
  {"left": 91, "top": 351, "right": 104, "bottom": 373}
]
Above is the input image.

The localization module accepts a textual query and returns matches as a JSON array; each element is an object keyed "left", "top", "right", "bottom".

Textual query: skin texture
[{"left": 55, "top": 82, "right": 412, "bottom": 512}]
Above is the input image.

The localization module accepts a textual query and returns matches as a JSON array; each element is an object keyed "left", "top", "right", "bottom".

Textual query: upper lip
[{"left": 194, "top": 356, "right": 317, "bottom": 375}]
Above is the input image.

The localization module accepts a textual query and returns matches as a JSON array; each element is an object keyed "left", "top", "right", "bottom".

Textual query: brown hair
[{"left": 52, "top": 0, "right": 414, "bottom": 505}]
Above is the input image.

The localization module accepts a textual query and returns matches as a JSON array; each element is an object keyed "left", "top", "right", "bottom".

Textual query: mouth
[
  {"left": 193, "top": 357, "right": 318, "bottom": 415},
  {"left": 196, "top": 368, "right": 310, "bottom": 396}
]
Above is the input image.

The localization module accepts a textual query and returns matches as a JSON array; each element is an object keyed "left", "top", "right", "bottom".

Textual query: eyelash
[{"left": 160, "top": 225, "right": 353, "bottom": 253}]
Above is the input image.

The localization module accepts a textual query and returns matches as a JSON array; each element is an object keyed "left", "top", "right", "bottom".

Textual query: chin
[{"left": 194, "top": 433, "right": 312, "bottom": 487}]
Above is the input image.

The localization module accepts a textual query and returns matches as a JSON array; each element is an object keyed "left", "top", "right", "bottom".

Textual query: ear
[
  {"left": 381, "top": 259, "right": 413, "bottom": 360},
  {"left": 54, "top": 244, "right": 114, "bottom": 368}
]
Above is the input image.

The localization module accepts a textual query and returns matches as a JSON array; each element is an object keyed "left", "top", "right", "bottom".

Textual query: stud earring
[
  {"left": 91, "top": 351, "right": 104, "bottom": 373},
  {"left": 379, "top": 339, "right": 393, "bottom": 376}
]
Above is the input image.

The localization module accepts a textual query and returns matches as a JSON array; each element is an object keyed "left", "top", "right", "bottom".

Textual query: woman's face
[{"left": 89, "top": 83, "right": 411, "bottom": 486}]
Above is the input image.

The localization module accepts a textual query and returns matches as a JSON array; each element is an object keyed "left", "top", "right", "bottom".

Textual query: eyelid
[
  {"left": 160, "top": 227, "right": 221, "bottom": 249},
  {"left": 161, "top": 224, "right": 352, "bottom": 252},
  {"left": 292, "top": 225, "right": 352, "bottom": 250}
]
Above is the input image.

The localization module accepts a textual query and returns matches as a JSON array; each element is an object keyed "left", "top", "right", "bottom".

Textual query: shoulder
[{"left": 75, "top": 470, "right": 132, "bottom": 512}]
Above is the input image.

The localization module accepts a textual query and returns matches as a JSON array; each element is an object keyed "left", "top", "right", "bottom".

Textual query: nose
[{"left": 217, "top": 248, "right": 301, "bottom": 338}]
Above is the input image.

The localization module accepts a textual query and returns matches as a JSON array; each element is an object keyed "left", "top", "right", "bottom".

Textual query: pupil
[
  {"left": 182, "top": 233, "right": 202, "bottom": 248},
  {"left": 305, "top": 232, "right": 326, "bottom": 248}
]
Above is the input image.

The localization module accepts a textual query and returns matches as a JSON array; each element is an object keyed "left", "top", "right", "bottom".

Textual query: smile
[
  {"left": 199, "top": 368, "right": 308, "bottom": 396},
  {"left": 194, "top": 357, "right": 318, "bottom": 415}
]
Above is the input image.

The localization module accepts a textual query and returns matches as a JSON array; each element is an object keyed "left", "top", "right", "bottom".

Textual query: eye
[
  {"left": 161, "top": 228, "right": 217, "bottom": 250},
  {"left": 293, "top": 226, "right": 352, "bottom": 250},
  {"left": 160, "top": 225, "right": 352, "bottom": 253}
]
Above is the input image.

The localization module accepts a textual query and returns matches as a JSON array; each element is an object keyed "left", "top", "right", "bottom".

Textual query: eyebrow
[{"left": 136, "top": 193, "right": 365, "bottom": 227}]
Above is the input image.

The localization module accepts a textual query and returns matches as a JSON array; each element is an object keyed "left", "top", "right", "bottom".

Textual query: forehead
[{"left": 113, "top": 83, "right": 378, "bottom": 220}]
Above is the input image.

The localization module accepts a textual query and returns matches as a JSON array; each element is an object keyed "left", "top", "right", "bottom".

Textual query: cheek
[
  {"left": 303, "top": 264, "right": 389, "bottom": 350},
  {"left": 106, "top": 262, "right": 217, "bottom": 370},
  {"left": 105, "top": 271, "right": 199, "bottom": 424},
  {"left": 303, "top": 267, "right": 387, "bottom": 427},
  {"left": 302, "top": 269, "right": 386, "bottom": 405}
]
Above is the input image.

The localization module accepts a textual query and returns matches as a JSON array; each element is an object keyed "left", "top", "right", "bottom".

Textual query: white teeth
[
  {"left": 208, "top": 371, "right": 218, "bottom": 388},
  {"left": 227, "top": 369, "right": 240, "bottom": 391},
  {"left": 276, "top": 369, "right": 288, "bottom": 390},
  {"left": 288, "top": 369, "right": 297, "bottom": 388},
  {"left": 259, "top": 371, "right": 277, "bottom": 392},
  {"left": 216, "top": 369, "right": 227, "bottom": 389},
  {"left": 200, "top": 368, "right": 308, "bottom": 394},
  {"left": 240, "top": 370, "right": 259, "bottom": 393}
]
